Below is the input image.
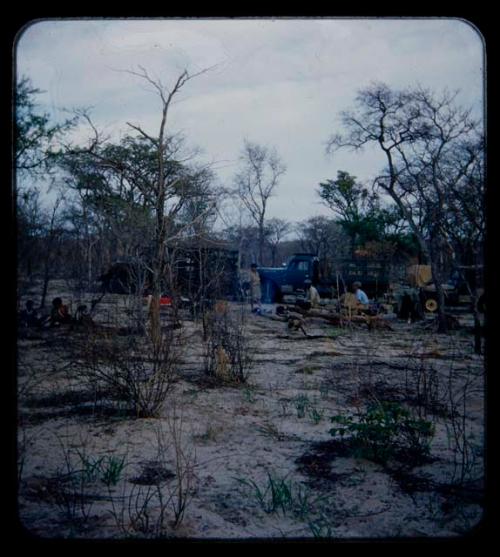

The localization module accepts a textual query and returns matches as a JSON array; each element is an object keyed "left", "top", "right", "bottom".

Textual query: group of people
[
  {"left": 247, "top": 263, "right": 371, "bottom": 313},
  {"left": 19, "top": 297, "right": 87, "bottom": 329},
  {"left": 303, "top": 279, "right": 371, "bottom": 312}
]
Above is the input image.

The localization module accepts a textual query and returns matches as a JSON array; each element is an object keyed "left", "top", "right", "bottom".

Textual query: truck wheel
[
  {"left": 425, "top": 298, "right": 438, "bottom": 312},
  {"left": 262, "top": 280, "right": 277, "bottom": 304}
]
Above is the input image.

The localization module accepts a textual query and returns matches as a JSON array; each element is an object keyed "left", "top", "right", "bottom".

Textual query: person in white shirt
[
  {"left": 305, "top": 279, "right": 321, "bottom": 308},
  {"left": 352, "top": 281, "right": 369, "bottom": 306}
]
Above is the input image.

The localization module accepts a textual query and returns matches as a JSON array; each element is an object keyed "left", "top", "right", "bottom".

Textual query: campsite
[{"left": 15, "top": 19, "right": 485, "bottom": 540}]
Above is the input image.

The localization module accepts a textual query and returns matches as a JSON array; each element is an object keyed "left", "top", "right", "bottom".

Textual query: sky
[{"left": 16, "top": 18, "right": 485, "bottom": 226}]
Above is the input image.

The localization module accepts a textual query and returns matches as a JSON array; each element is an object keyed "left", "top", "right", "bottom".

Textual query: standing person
[
  {"left": 249, "top": 263, "right": 262, "bottom": 314},
  {"left": 304, "top": 279, "right": 321, "bottom": 308},
  {"left": 352, "top": 281, "right": 369, "bottom": 307}
]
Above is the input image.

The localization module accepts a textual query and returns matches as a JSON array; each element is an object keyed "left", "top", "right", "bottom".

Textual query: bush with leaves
[{"left": 330, "top": 401, "right": 434, "bottom": 465}]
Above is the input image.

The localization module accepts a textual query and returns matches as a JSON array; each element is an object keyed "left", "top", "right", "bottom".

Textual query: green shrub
[{"left": 330, "top": 401, "right": 434, "bottom": 465}]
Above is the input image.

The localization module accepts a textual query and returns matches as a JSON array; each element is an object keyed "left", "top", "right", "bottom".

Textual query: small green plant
[
  {"left": 296, "top": 366, "right": 319, "bottom": 375},
  {"left": 294, "top": 485, "right": 324, "bottom": 519},
  {"left": 257, "top": 422, "right": 284, "bottom": 441},
  {"left": 75, "top": 450, "right": 105, "bottom": 483},
  {"left": 294, "top": 394, "right": 310, "bottom": 419},
  {"left": 235, "top": 472, "right": 325, "bottom": 518},
  {"left": 243, "top": 385, "right": 257, "bottom": 404},
  {"left": 101, "top": 455, "right": 126, "bottom": 486},
  {"left": 183, "top": 388, "right": 198, "bottom": 400},
  {"left": 308, "top": 405, "right": 324, "bottom": 425},
  {"left": 294, "top": 394, "right": 324, "bottom": 424},
  {"left": 195, "top": 424, "right": 219, "bottom": 443},
  {"left": 308, "top": 515, "right": 334, "bottom": 538},
  {"left": 51, "top": 441, "right": 98, "bottom": 524},
  {"left": 330, "top": 401, "right": 435, "bottom": 465},
  {"left": 329, "top": 328, "right": 344, "bottom": 339},
  {"left": 75, "top": 450, "right": 126, "bottom": 486},
  {"left": 319, "top": 383, "right": 330, "bottom": 399},
  {"left": 279, "top": 398, "right": 290, "bottom": 417}
]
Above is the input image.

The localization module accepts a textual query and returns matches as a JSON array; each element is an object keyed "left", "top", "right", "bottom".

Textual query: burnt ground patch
[
  {"left": 295, "top": 439, "right": 353, "bottom": 487},
  {"left": 296, "top": 436, "right": 437, "bottom": 490},
  {"left": 22, "top": 387, "right": 118, "bottom": 409},
  {"left": 130, "top": 462, "right": 176, "bottom": 485},
  {"left": 390, "top": 468, "right": 484, "bottom": 512},
  {"left": 19, "top": 403, "right": 137, "bottom": 426},
  {"left": 296, "top": 435, "right": 483, "bottom": 514},
  {"left": 357, "top": 380, "right": 451, "bottom": 419}
]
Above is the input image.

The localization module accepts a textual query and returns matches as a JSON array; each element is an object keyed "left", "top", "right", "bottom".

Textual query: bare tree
[
  {"left": 15, "top": 77, "right": 77, "bottom": 299},
  {"left": 17, "top": 187, "right": 45, "bottom": 287},
  {"left": 218, "top": 195, "right": 259, "bottom": 271},
  {"left": 234, "top": 140, "right": 286, "bottom": 265},
  {"left": 296, "top": 216, "right": 347, "bottom": 278},
  {"left": 327, "top": 83, "right": 484, "bottom": 332},
  {"left": 265, "top": 218, "right": 291, "bottom": 266},
  {"left": 65, "top": 66, "right": 214, "bottom": 345},
  {"left": 441, "top": 135, "right": 485, "bottom": 352},
  {"left": 38, "top": 192, "right": 66, "bottom": 309},
  {"left": 120, "top": 67, "right": 209, "bottom": 347}
]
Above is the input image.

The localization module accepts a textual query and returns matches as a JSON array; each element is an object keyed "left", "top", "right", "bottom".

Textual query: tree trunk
[
  {"left": 40, "top": 262, "right": 50, "bottom": 309},
  {"left": 472, "top": 246, "right": 483, "bottom": 354},
  {"left": 258, "top": 224, "right": 264, "bottom": 266},
  {"left": 150, "top": 114, "right": 167, "bottom": 348},
  {"left": 435, "top": 280, "right": 448, "bottom": 333},
  {"left": 473, "top": 302, "right": 482, "bottom": 354},
  {"left": 429, "top": 245, "right": 448, "bottom": 333},
  {"left": 271, "top": 246, "right": 276, "bottom": 267},
  {"left": 40, "top": 235, "right": 55, "bottom": 309},
  {"left": 350, "top": 233, "right": 356, "bottom": 258},
  {"left": 87, "top": 240, "right": 92, "bottom": 291}
]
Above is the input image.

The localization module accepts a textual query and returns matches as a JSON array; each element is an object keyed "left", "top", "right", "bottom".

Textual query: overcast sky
[{"left": 16, "top": 18, "right": 484, "bottom": 224}]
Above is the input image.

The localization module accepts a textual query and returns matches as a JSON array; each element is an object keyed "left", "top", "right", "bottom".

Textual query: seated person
[
  {"left": 49, "top": 297, "right": 72, "bottom": 326},
  {"left": 352, "top": 281, "right": 369, "bottom": 307},
  {"left": 19, "top": 299, "right": 41, "bottom": 328},
  {"left": 74, "top": 304, "right": 94, "bottom": 327}
]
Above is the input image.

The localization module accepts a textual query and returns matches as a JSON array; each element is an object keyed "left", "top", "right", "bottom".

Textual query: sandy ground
[{"left": 17, "top": 281, "right": 485, "bottom": 539}]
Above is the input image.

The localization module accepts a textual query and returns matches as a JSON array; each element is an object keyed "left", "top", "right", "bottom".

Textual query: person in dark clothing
[
  {"left": 398, "top": 292, "right": 423, "bottom": 323},
  {"left": 477, "top": 292, "right": 486, "bottom": 314},
  {"left": 49, "top": 297, "right": 72, "bottom": 326},
  {"left": 74, "top": 304, "right": 95, "bottom": 328},
  {"left": 19, "top": 299, "right": 41, "bottom": 328}
]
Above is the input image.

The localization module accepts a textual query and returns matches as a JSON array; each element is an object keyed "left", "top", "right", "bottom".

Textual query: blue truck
[{"left": 257, "top": 253, "right": 390, "bottom": 303}]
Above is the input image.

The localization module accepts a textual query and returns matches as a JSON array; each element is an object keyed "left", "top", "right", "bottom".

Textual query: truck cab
[{"left": 257, "top": 254, "right": 320, "bottom": 303}]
